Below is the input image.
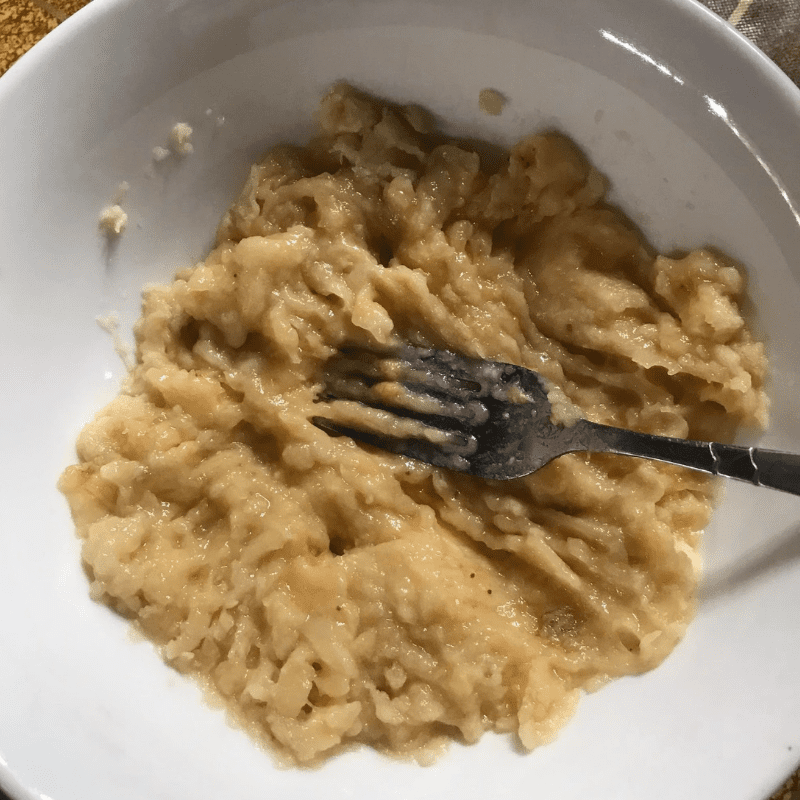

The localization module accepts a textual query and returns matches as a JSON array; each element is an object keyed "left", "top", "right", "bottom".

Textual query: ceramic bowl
[{"left": 1, "top": 1, "right": 800, "bottom": 798}]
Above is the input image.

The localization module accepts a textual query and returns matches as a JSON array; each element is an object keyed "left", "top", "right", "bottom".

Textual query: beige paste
[{"left": 60, "top": 84, "right": 767, "bottom": 764}]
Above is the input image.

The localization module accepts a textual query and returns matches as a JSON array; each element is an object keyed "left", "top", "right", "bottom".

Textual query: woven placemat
[{"left": 0, "top": 1, "right": 798, "bottom": 798}]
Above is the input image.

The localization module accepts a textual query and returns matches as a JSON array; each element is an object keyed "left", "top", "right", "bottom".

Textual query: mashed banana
[{"left": 60, "top": 84, "right": 767, "bottom": 763}]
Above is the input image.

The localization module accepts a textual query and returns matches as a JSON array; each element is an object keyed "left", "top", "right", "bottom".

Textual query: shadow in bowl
[{"left": 699, "top": 523, "right": 800, "bottom": 604}]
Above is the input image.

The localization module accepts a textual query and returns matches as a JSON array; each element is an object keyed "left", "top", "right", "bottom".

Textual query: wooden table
[{"left": 1, "top": 1, "right": 798, "bottom": 799}]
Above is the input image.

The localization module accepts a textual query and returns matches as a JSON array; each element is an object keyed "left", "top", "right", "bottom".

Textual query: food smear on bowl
[
  {"left": 478, "top": 87, "right": 506, "bottom": 116},
  {"left": 95, "top": 312, "right": 134, "bottom": 371},
  {"left": 59, "top": 84, "right": 767, "bottom": 764}
]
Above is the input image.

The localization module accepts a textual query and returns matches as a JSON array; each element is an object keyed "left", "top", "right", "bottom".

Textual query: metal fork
[{"left": 311, "top": 346, "right": 800, "bottom": 495}]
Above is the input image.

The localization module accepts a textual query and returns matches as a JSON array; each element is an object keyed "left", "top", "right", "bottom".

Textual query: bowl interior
[{"left": 1, "top": 1, "right": 800, "bottom": 799}]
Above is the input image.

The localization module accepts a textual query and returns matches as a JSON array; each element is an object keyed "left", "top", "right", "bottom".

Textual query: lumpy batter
[{"left": 60, "top": 84, "right": 767, "bottom": 763}]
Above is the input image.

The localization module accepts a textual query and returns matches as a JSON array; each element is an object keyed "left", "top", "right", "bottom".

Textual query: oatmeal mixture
[{"left": 60, "top": 84, "right": 767, "bottom": 763}]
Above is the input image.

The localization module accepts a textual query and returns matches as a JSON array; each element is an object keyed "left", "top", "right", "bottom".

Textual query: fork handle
[{"left": 582, "top": 421, "right": 800, "bottom": 497}]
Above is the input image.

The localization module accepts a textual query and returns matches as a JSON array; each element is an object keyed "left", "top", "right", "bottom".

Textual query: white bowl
[{"left": 2, "top": 1, "right": 800, "bottom": 798}]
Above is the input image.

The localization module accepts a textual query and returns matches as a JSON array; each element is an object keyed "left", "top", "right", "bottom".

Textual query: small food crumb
[
  {"left": 479, "top": 88, "right": 506, "bottom": 116},
  {"left": 169, "top": 122, "right": 194, "bottom": 155},
  {"left": 98, "top": 204, "right": 128, "bottom": 235},
  {"left": 545, "top": 381, "right": 583, "bottom": 427},
  {"left": 152, "top": 145, "right": 170, "bottom": 162}
]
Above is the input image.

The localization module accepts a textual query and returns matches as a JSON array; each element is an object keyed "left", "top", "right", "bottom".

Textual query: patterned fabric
[
  {"left": 0, "top": 1, "right": 798, "bottom": 798},
  {"left": 706, "top": 0, "right": 800, "bottom": 84}
]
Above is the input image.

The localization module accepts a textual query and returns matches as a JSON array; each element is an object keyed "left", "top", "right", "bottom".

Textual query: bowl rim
[{"left": 2, "top": 1, "right": 800, "bottom": 799}]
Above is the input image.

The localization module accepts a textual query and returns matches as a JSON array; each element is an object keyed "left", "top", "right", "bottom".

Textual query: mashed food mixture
[{"left": 60, "top": 85, "right": 767, "bottom": 763}]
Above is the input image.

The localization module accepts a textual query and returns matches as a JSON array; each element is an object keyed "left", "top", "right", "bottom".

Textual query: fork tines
[
  {"left": 318, "top": 346, "right": 491, "bottom": 426},
  {"left": 311, "top": 345, "right": 490, "bottom": 468}
]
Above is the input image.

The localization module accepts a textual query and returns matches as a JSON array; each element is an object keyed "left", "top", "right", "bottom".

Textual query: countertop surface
[{"left": 1, "top": 1, "right": 798, "bottom": 799}]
